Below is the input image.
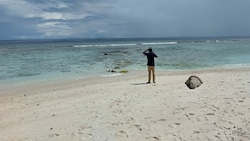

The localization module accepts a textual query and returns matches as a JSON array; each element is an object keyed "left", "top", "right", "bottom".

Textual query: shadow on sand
[{"left": 131, "top": 82, "right": 150, "bottom": 85}]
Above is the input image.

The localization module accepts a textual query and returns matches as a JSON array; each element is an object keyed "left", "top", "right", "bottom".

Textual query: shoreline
[
  {"left": 1, "top": 66, "right": 250, "bottom": 97},
  {"left": 0, "top": 67, "right": 250, "bottom": 140}
]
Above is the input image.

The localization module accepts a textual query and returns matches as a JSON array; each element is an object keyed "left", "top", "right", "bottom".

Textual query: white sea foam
[
  {"left": 141, "top": 42, "right": 178, "bottom": 45},
  {"left": 101, "top": 73, "right": 122, "bottom": 77},
  {"left": 110, "top": 43, "right": 137, "bottom": 46},
  {"left": 73, "top": 43, "right": 137, "bottom": 48},
  {"left": 73, "top": 44, "right": 108, "bottom": 48},
  {"left": 223, "top": 63, "right": 250, "bottom": 68},
  {"left": 73, "top": 42, "right": 177, "bottom": 48}
]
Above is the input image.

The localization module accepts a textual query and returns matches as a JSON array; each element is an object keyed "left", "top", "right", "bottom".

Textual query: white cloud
[
  {"left": 41, "top": 12, "right": 64, "bottom": 20},
  {"left": 0, "top": 0, "right": 40, "bottom": 17},
  {"left": 37, "top": 22, "right": 64, "bottom": 28},
  {"left": 37, "top": 22, "right": 73, "bottom": 37},
  {"left": 41, "top": 12, "right": 90, "bottom": 20},
  {"left": 0, "top": 0, "right": 88, "bottom": 20}
]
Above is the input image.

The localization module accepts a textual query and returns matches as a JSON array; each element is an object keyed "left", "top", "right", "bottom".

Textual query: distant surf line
[{"left": 73, "top": 42, "right": 178, "bottom": 48}]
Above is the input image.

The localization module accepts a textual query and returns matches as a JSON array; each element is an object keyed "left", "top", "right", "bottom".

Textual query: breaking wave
[
  {"left": 141, "top": 42, "right": 178, "bottom": 45},
  {"left": 73, "top": 43, "right": 137, "bottom": 48},
  {"left": 73, "top": 42, "right": 178, "bottom": 48}
]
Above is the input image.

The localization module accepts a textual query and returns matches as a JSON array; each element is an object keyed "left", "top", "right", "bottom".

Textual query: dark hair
[{"left": 148, "top": 48, "right": 152, "bottom": 52}]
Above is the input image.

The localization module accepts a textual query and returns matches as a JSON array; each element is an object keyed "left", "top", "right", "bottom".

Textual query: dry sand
[{"left": 0, "top": 67, "right": 250, "bottom": 141}]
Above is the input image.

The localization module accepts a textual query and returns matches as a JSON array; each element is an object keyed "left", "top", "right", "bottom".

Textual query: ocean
[{"left": 1, "top": 37, "right": 250, "bottom": 85}]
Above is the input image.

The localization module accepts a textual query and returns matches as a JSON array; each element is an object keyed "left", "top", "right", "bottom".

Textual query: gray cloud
[{"left": 0, "top": 0, "right": 250, "bottom": 39}]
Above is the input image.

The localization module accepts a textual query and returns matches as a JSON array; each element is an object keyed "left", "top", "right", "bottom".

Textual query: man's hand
[{"left": 142, "top": 49, "right": 148, "bottom": 54}]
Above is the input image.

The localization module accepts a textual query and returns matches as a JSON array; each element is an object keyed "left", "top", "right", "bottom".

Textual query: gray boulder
[{"left": 185, "top": 76, "right": 203, "bottom": 89}]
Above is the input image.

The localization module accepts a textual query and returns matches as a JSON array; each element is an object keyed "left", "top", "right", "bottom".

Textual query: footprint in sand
[
  {"left": 175, "top": 123, "right": 181, "bottom": 125},
  {"left": 196, "top": 116, "right": 209, "bottom": 122},
  {"left": 79, "top": 133, "right": 94, "bottom": 140},
  {"left": 193, "top": 130, "right": 200, "bottom": 134},
  {"left": 48, "top": 133, "right": 60, "bottom": 137},
  {"left": 157, "top": 119, "right": 167, "bottom": 122},
  {"left": 168, "top": 123, "right": 181, "bottom": 128},
  {"left": 165, "top": 133, "right": 183, "bottom": 141},
  {"left": 153, "top": 119, "right": 167, "bottom": 123},
  {"left": 206, "top": 113, "right": 215, "bottom": 116},
  {"left": 115, "top": 130, "right": 128, "bottom": 138},
  {"left": 145, "top": 136, "right": 160, "bottom": 141},
  {"left": 134, "top": 125, "right": 142, "bottom": 131},
  {"left": 168, "top": 124, "right": 176, "bottom": 128}
]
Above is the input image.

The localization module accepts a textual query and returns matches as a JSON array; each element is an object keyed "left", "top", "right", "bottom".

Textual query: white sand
[{"left": 0, "top": 68, "right": 250, "bottom": 141}]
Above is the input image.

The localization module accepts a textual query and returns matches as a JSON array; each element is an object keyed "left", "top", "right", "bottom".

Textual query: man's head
[{"left": 148, "top": 48, "right": 152, "bottom": 52}]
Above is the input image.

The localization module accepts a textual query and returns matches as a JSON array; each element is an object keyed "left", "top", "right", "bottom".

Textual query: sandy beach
[{"left": 0, "top": 67, "right": 250, "bottom": 141}]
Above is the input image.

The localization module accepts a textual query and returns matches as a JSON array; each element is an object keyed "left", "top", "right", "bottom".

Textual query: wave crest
[{"left": 73, "top": 42, "right": 178, "bottom": 48}]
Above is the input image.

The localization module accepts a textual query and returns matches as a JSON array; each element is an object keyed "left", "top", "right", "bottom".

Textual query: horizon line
[{"left": 1, "top": 35, "right": 250, "bottom": 42}]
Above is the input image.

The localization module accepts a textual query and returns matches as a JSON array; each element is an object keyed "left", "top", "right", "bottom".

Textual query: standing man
[{"left": 143, "top": 48, "right": 158, "bottom": 83}]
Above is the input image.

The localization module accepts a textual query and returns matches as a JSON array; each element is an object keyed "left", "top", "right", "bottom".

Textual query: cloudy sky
[{"left": 0, "top": 0, "right": 250, "bottom": 40}]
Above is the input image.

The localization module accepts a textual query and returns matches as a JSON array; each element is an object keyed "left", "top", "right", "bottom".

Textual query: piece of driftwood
[{"left": 185, "top": 76, "right": 203, "bottom": 89}]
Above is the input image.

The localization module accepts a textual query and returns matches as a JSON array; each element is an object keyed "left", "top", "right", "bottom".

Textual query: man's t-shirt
[{"left": 144, "top": 52, "right": 158, "bottom": 66}]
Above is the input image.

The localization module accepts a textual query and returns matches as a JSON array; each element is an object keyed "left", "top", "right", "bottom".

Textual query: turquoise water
[{"left": 1, "top": 37, "right": 250, "bottom": 84}]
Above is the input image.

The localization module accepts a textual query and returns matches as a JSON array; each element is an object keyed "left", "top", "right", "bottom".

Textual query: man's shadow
[{"left": 131, "top": 82, "right": 150, "bottom": 85}]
